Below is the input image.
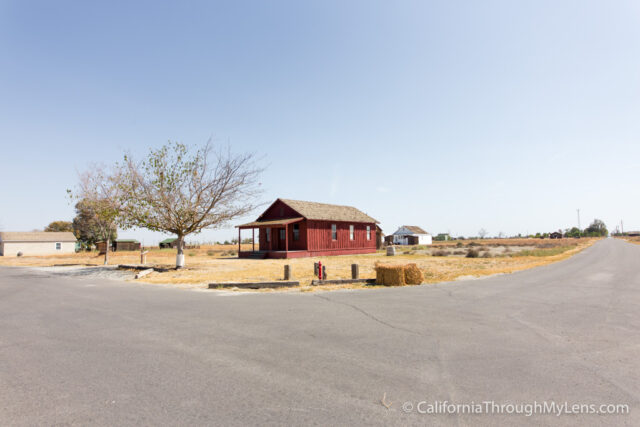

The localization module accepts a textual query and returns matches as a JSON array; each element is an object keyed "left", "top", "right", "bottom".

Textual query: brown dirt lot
[{"left": 0, "top": 239, "right": 599, "bottom": 291}]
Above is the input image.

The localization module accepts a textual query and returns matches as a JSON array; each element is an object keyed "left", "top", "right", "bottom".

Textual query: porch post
[
  {"left": 285, "top": 224, "right": 289, "bottom": 252},
  {"left": 252, "top": 228, "right": 255, "bottom": 252},
  {"left": 238, "top": 228, "right": 241, "bottom": 254}
]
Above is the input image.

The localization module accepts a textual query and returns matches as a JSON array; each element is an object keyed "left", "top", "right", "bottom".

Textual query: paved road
[{"left": 1, "top": 238, "right": 639, "bottom": 426}]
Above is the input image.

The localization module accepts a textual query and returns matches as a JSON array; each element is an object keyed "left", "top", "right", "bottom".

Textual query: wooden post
[
  {"left": 285, "top": 224, "right": 289, "bottom": 253},
  {"left": 252, "top": 228, "right": 255, "bottom": 252},
  {"left": 351, "top": 264, "right": 359, "bottom": 279},
  {"left": 238, "top": 228, "right": 241, "bottom": 255},
  {"left": 314, "top": 262, "right": 319, "bottom": 277},
  {"left": 284, "top": 265, "right": 291, "bottom": 280}
]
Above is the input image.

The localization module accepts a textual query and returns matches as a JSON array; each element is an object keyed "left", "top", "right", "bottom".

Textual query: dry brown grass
[
  {"left": 619, "top": 236, "right": 640, "bottom": 245},
  {"left": 0, "top": 244, "right": 254, "bottom": 267},
  {"left": 0, "top": 239, "right": 599, "bottom": 292},
  {"left": 430, "top": 238, "right": 576, "bottom": 248}
]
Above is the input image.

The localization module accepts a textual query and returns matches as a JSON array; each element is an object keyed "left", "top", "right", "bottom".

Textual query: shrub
[
  {"left": 187, "top": 252, "right": 196, "bottom": 257},
  {"left": 453, "top": 250, "right": 466, "bottom": 255},
  {"left": 481, "top": 252, "right": 492, "bottom": 258},
  {"left": 432, "top": 250, "right": 448, "bottom": 257},
  {"left": 456, "top": 242, "right": 463, "bottom": 248},
  {"left": 206, "top": 250, "right": 215, "bottom": 256},
  {"left": 466, "top": 249, "right": 479, "bottom": 258}
]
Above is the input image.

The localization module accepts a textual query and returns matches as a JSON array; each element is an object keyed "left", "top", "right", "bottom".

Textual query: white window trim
[
  {"left": 55, "top": 242, "right": 62, "bottom": 250},
  {"left": 331, "top": 224, "right": 337, "bottom": 240},
  {"left": 349, "top": 225, "right": 355, "bottom": 241},
  {"left": 366, "top": 226, "right": 371, "bottom": 240}
]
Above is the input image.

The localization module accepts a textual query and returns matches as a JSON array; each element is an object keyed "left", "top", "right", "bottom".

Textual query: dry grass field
[
  {"left": 0, "top": 238, "right": 598, "bottom": 291},
  {"left": 619, "top": 236, "right": 640, "bottom": 245}
]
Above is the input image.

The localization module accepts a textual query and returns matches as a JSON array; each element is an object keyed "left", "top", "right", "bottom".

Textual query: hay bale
[
  {"left": 404, "top": 263, "right": 424, "bottom": 285},
  {"left": 375, "top": 263, "right": 406, "bottom": 286}
]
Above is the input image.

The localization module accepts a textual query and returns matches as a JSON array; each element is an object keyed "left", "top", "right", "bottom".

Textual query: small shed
[
  {"left": 113, "top": 240, "right": 141, "bottom": 251},
  {"left": 159, "top": 238, "right": 181, "bottom": 249},
  {"left": 96, "top": 239, "right": 141, "bottom": 254},
  {"left": 391, "top": 226, "right": 433, "bottom": 245}
]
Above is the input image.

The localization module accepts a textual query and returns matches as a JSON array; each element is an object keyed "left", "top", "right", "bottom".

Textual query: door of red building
[{"left": 277, "top": 228, "right": 286, "bottom": 251}]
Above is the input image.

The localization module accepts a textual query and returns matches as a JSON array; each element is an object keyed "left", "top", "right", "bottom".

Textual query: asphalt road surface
[{"left": 1, "top": 238, "right": 639, "bottom": 426}]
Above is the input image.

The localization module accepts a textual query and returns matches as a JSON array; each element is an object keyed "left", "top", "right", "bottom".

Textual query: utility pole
[{"left": 576, "top": 209, "right": 581, "bottom": 229}]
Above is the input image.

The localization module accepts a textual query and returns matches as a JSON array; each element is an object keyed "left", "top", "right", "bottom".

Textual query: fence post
[
  {"left": 284, "top": 265, "right": 291, "bottom": 280},
  {"left": 322, "top": 265, "right": 327, "bottom": 280},
  {"left": 314, "top": 262, "right": 319, "bottom": 277},
  {"left": 351, "top": 264, "right": 359, "bottom": 279}
]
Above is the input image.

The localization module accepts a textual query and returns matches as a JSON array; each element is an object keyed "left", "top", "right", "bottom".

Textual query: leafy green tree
[
  {"left": 72, "top": 200, "right": 118, "bottom": 249},
  {"left": 45, "top": 220, "right": 73, "bottom": 233},
  {"left": 585, "top": 219, "right": 608, "bottom": 237},
  {"left": 565, "top": 227, "right": 583, "bottom": 238},
  {"left": 68, "top": 166, "right": 123, "bottom": 264},
  {"left": 118, "top": 141, "right": 263, "bottom": 268}
]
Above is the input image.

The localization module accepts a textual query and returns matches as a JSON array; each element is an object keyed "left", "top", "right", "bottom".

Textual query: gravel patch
[{"left": 30, "top": 266, "right": 135, "bottom": 281}]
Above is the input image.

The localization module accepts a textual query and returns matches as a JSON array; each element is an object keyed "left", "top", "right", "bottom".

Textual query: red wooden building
[{"left": 236, "top": 199, "right": 379, "bottom": 258}]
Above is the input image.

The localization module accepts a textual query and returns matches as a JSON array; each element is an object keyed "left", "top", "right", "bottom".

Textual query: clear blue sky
[{"left": 1, "top": 0, "right": 639, "bottom": 243}]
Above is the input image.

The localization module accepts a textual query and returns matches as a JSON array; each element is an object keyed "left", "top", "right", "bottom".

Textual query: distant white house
[
  {"left": 0, "top": 232, "right": 77, "bottom": 256},
  {"left": 391, "top": 226, "right": 432, "bottom": 245}
]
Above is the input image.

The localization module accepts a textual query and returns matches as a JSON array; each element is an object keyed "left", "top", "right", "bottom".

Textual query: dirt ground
[{"left": 0, "top": 238, "right": 597, "bottom": 291}]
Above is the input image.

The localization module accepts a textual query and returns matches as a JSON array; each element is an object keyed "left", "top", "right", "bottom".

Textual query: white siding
[
  {"left": 0, "top": 241, "right": 76, "bottom": 256},
  {"left": 391, "top": 234, "right": 432, "bottom": 245}
]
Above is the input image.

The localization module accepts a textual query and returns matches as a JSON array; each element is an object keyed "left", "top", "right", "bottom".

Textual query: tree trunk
[
  {"left": 104, "top": 237, "right": 110, "bottom": 265},
  {"left": 176, "top": 235, "right": 185, "bottom": 269}
]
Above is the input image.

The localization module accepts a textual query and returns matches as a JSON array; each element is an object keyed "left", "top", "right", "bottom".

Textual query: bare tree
[
  {"left": 118, "top": 141, "right": 264, "bottom": 268},
  {"left": 68, "top": 166, "right": 123, "bottom": 265},
  {"left": 478, "top": 228, "right": 488, "bottom": 239}
]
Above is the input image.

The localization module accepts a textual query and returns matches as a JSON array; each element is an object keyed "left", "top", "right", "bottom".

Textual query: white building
[
  {"left": 0, "top": 232, "right": 77, "bottom": 256},
  {"left": 391, "top": 225, "right": 432, "bottom": 245}
]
